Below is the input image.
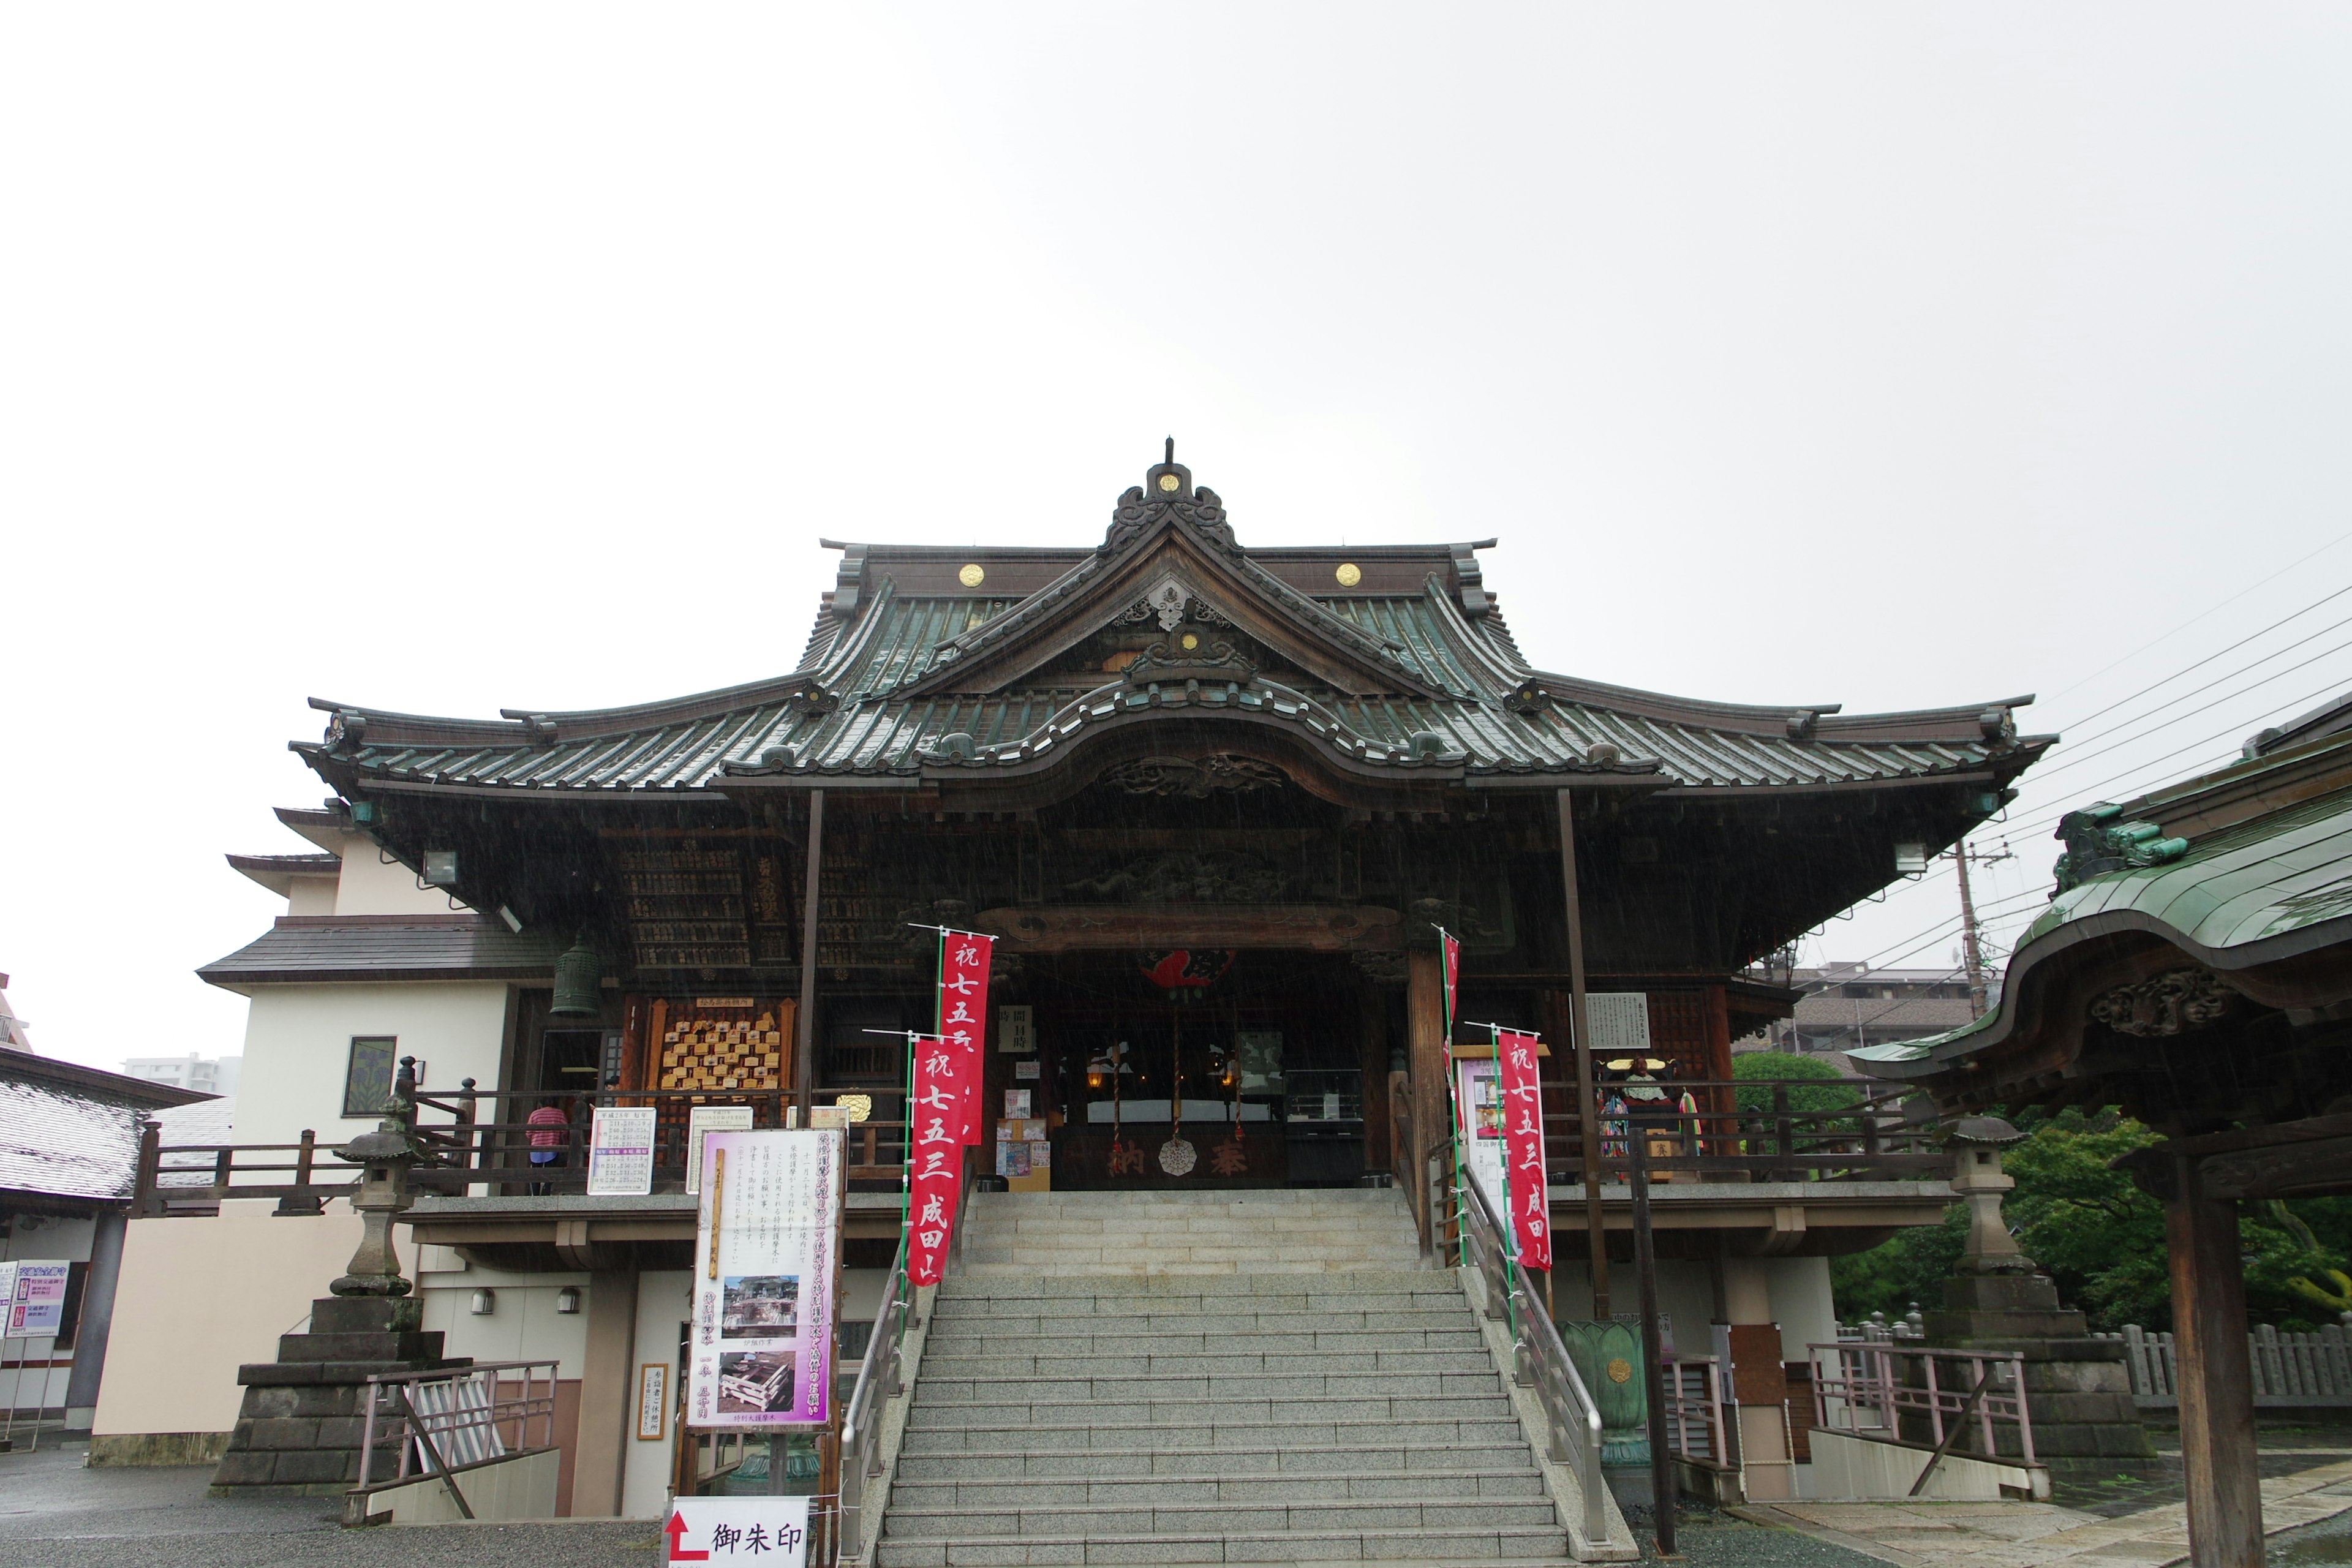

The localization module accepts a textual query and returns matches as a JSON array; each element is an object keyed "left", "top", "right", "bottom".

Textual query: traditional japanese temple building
[{"left": 100, "top": 448, "right": 2054, "bottom": 1519}]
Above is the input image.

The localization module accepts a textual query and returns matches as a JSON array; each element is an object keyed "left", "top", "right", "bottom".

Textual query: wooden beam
[
  {"left": 1559, "top": 788, "right": 1611, "bottom": 1321},
  {"left": 2165, "top": 1153, "right": 2264, "bottom": 1567},
  {"left": 1406, "top": 949, "right": 1447, "bottom": 1251},
  {"left": 796, "top": 790, "right": 826, "bottom": 1121}
]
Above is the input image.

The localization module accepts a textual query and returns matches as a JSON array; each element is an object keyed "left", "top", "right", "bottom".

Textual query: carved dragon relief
[
  {"left": 2087, "top": 967, "right": 2239, "bottom": 1038},
  {"left": 1064, "top": 850, "right": 1289, "bottom": 904},
  {"left": 1099, "top": 755, "right": 1287, "bottom": 797}
]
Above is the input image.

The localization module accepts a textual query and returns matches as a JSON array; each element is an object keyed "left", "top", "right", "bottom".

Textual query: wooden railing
[
  {"left": 134, "top": 1084, "right": 914, "bottom": 1211},
  {"left": 1537, "top": 1077, "right": 1950, "bottom": 1185}
]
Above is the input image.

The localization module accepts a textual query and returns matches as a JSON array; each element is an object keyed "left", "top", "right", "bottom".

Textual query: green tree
[{"left": 1828, "top": 1106, "right": 2352, "bottom": 1332}]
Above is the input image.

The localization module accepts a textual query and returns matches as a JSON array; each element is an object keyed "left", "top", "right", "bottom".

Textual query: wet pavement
[{"left": 0, "top": 1439, "right": 656, "bottom": 1568}]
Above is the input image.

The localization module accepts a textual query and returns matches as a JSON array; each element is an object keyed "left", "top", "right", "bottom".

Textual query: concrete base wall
[
  {"left": 86, "top": 1431, "right": 232, "bottom": 1468},
  {"left": 366, "top": 1448, "right": 562, "bottom": 1523},
  {"left": 1808, "top": 1428, "right": 2048, "bottom": 1502}
]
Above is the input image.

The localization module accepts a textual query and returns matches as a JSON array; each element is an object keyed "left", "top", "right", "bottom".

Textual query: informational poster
[
  {"left": 665, "top": 1496, "right": 810, "bottom": 1566},
  {"left": 587, "top": 1107, "right": 658, "bottom": 1196},
  {"left": 907, "top": 1036, "right": 971, "bottom": 1286},
  {"left": 690, "top": 1129, "right": 840, "bottom": 1430},
  {"left": 1455, "top": 1059, "right": 1506, "bottom": 1222},
  {"left": 997, "top": 1004, "right": 1035, "bottom": 1054},
  {"left": 1498, "top": 1030, "right": 1553, "bottom": 1271},
  {"left": 685, "top": 1106, "right": 755, "bottom": 1196},
  {"left": 4, "top": 1261, "right": 71, "bottom": 1339},
  {"left": 636, "top": 1363, "right": 668, "bottom": 1440},
  {"left": 937, "top": 930, "right": 994, "bottom": 1144},
  {"left": 1585, "top": 992, "right": 1653, "bottom": 1057}
]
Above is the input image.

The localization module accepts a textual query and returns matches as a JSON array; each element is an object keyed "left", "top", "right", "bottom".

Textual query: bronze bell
[{"left": 552, "top": 937, "right": 603, "bottom": 1016}]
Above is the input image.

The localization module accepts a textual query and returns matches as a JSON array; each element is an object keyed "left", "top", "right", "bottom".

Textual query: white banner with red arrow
[{"left": 664, "top": 1496, "right": 810, "bottom": 1564}]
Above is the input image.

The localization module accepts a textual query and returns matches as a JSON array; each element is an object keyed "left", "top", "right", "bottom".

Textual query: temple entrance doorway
[{"left": 998, "top": 948, "right": 1397, "bottom": 1192}]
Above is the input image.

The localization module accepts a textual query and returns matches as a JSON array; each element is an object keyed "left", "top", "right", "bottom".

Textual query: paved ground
[
  {"left": 1742, "top": 1455, "right": 2352, "bottom": 1568},
  {"left": 0, "top": 1440, "right": 658, "bottom": 1568}
]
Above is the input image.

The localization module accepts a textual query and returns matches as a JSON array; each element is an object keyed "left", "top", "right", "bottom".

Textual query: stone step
[
  {"left": 933, "top": 1275, "right": 1459, "bottom": 1304},
  {"left": 896, "top": 1415, "right": 1534, "bottom": 1455},
  {"left": 990, "top": 1215, "right": 1417, "bottom": 1234},
  {"left": 917, "top": 1368, "right": 1504, "bottom": 1404},
  {"left": 895, "top": 1439, "right": 1540, "bottom": 1480},
  {"left": 891, "top": 1464, "right": 1548, "bottom": 1511},
  {"left": 880, "top": 1493, "right": 1563, "bottom": 1541},
  {"left": 922, "top": 1328, "right": 1488, "bottom": 1357},
  {"left": 918, "top": 1348, "right": 1498, "bottom": 1379},
  {"left": 877, "top": 1542, "right": 1570, "bottom": 1568},
  {"left": 905, "top": 1393, "right": 1515, "bottom": 1431},
  {"left": 926, "top": 1307, "right": 1476, "bottom": 1336},
  {"left": 965, "top": 1190, "right": 1409, "bottom": 1208}
]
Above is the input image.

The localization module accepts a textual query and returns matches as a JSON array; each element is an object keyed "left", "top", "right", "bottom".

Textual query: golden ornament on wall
[
  {"left": 1606, "top": 1357, "right": 1634, "bottom": 1384},
  {"left": 958, "top": 564, "right": 986, "bottom": 587},
  {"left": 1335, "top": 562, "right": 1362, "bottom": 587}
]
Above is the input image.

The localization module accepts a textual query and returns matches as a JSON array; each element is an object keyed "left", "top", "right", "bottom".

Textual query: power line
[
  {"left": 2056, "top": 607, "right": 2352, "bottom": 748},
  {"left": 2056, "top": 586, "right": 2352, "bottom": 735},
  {"left": 1997, "top": 671, "right": 2352, "bottom": 842},
  {"left": 2043, "top": 529, "right": 2352, "bottom": 705},
  {"left": 2020, "top": 636, "right": 2352, "bottom": 785}
]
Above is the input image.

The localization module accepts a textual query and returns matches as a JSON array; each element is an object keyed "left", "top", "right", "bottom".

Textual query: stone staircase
[{"left": 875, "top": 1189, "right": 1579, "bottom": 1566}]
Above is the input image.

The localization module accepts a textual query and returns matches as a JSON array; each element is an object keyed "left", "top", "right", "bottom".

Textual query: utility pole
[{"left": 1950, "top": 838, "right": 2014, "bottom": 1019}]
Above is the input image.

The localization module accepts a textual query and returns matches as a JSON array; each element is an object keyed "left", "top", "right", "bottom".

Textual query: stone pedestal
[
  {"left": 210, "top": 1294, "right": 467, "bottom": 1494},
  {"left": 1915, "top": 1117, "right": 2154, "bottom": 1477},
  {"left": 1921, "top": 1271, "right": 2155, "bottom": 1477}
]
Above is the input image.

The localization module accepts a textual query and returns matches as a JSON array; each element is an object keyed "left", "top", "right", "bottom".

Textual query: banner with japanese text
[
  {"left": 689, "top": 1129, "right": 840, "bottom": 1429},
  {"left": 937, "top": 930, "right": 994, "bottom": 1145},
  {"left": 1440, "top": 930, "right": 1461, "bottom": 1038},
  {"left": 1498, "top": 1029, "right": 1553, "bottom": 1271},
  {"left": 907, "top": 1032, "right": 972, "bottom": 1286}
]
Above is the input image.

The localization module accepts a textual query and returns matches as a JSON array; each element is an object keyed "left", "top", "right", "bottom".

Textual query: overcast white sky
[{"left": 6, "top": 5, "right": 2350, "bottom": 1071}]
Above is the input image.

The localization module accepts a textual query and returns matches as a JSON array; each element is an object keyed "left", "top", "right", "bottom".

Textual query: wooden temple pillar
[
  {"left": 1406, "top": 947, "right": 1447, "bottom": 1248},
  {"left": 2164, "top": 1153, "right": 2266, "bottom": 1568},
  {"left": 794, "top": 790, "right": 826, "bottom": 1121}
]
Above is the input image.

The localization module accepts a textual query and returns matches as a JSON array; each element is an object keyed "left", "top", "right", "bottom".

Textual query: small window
[{"left": 345, "top": 1036, "right": 398, "bottom": 1117}]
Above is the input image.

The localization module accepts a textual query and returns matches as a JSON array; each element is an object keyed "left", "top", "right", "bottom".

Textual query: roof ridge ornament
[{"left": 1103, "top": 438, "right": 1240, "bottom": 557}]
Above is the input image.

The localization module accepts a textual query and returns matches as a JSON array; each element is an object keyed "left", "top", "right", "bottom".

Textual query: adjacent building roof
[
  {"left": 227, "top": 851, "right": 341, "bottom": 897},
  {"left": 292, "top": 453, "right": 2051, "bottom": 802},
  {"left": 1854, "top": 729, "right": 2352, "bottom": 1083},
  {"left": 0, "top": 1050, "right": 208, "bottom": 1206},
  {"left": 198, "top": 915, "right": 570, "bottom": 988}
]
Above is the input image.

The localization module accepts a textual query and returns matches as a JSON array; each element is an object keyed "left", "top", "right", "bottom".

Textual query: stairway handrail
[
  {"left": 837, "top": 1227, "right": 911, "bottom": 1564},
  {"left": 1455, "top": 1166, "right": 1614, "bottom": 1549}
]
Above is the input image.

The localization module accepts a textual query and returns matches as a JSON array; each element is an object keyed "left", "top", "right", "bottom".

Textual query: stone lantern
[
  {"left": 1917, "top": 1114, "right": 2154, "bottom": 1480},
  {"left": 329, "top": 1056, "right": 430, "bottom": 1297}
]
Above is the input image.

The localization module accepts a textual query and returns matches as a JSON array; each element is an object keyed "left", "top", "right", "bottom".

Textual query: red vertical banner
[
  {"left": 907, "top": 1034, "right": 968, "bottom": 1286},
  {"left": 1498, "top": 1029, "right": 1553, "bottom": 1271},
  {"left": 938, "top": 931, "right": 994, "bottom": 1145}
]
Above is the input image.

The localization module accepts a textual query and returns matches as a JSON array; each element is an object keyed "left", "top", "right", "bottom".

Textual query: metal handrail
[
  {"left": 837, "top": 1229, "right": 911, "bottom": 1565},
  {"left": 1454, "top": 1167, "right": 1613, "bottom": 1548},
  {"left": 1811, "top": 1341, "right": 2036, "bottom": 1468},
  {"left": 349, "top": 1359, "right": 561, "bottom": 1525},
  {"left": 1662, "top": 1354, "right": 1732, "bottom": 1469}
]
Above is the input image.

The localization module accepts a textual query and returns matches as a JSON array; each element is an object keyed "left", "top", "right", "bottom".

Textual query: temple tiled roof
[{"left": 295, "top": 458, "right": 2049, "bottom": 800}]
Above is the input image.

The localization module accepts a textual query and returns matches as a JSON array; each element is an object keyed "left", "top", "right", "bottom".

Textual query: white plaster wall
[
  {"left": 333, "top": 840, "right": 474, "bottom": 916},
  {"left": 1545, "top": 1259, "right": 1717, "bottom": 1356},
  {"left": 92, "top": 1204, "right": 363, "bottom": 1437},
  {"left": 840, "top": 1269, "right": 887, "bottom": 1332},
  {"left": 417, "top": 1267, "right": 593, "bottom": 1373},
  {"left": 623, "top": 1270, "right": 695, "bottom": 1520},
  {"left": 229, "top": 982, "right": 510, "bottom": 1147},
  {"left": 285, "top": 877, "right": 339, "bottom": 916},
  {"left": 1765, "top": 1256, "right": 1839, "bottom": 1365}
]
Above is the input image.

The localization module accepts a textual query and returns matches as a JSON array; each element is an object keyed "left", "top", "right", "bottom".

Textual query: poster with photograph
[
  {"left": 587, "top": 1107, "right": 657, "bottom": 1196},
  {"left": 1455, "top": 1058, "right": 1506, "bottom": 1223},
  {"left": 689, "top": 1129, "right": 840, "bottom": 1429}
]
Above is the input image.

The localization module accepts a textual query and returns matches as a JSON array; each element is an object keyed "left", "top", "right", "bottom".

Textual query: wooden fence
[{"left": 2098, "top": 1323, "right": 2352, "bottom": 1408}]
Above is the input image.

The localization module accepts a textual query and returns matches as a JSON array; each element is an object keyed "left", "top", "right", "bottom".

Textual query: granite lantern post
[
  {"left": 211, "top": 1059, "right": 469, "bottom": 1496},
  {"left": 1917, "top": 1116, "right": 2153, "bottom": 1479}
]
